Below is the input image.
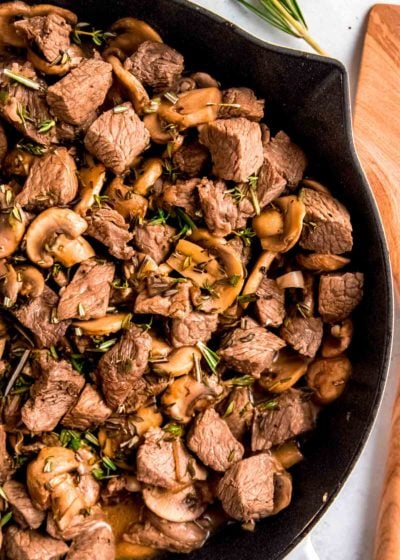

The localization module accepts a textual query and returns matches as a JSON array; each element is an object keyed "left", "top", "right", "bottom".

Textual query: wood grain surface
[{"left": 353, "top": 5, "right": 400, "bottom": 560}]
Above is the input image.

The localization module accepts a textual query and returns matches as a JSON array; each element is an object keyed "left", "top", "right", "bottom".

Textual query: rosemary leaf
[
  {"left": 196, "top": 341, "right": 220, "bottom": 373},
  {"left": 3, "top": 69, "right": 43, "bottom": 91}
]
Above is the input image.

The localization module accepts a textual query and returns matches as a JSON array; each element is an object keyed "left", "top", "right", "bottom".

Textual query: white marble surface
[{"left": 188, "top": 1, "right": 400, "bottom": 559}]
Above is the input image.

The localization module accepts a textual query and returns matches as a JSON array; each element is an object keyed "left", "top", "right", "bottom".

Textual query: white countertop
[{"left": 189, "top": 1, "right": 400, "bottom": 558}]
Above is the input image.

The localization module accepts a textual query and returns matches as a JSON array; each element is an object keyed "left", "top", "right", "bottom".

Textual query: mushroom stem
[
  {"left": 240, "top": 251, "right": 277, "bottom": 309},
  {"left": 105, "top": 54, "right": 150, "bottom": 115}
]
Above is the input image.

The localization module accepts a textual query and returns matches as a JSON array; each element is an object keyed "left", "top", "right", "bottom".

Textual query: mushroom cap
[
  {"left": 106, "top": 177, "right": 148, "bottom": 220},
  {"left": 75, "top": 157, "right": 107, "bottom": 216},
  {"left": 0, "top": 260, "right": 21, "bottom": 306},
  {"left": 16, "top": 265, "right": 45, "bottom": 297},
  {"left": 25, "top": 207, "right": 89, "bottom": 268},
  {"left": 296, "top": 253, "right": 350, "bottom": 272},
  {"left": 0, "top": 205, "right": 27, "bottom": 259},
  {"left": 72, "top": 313, "right": 132, "bottom": 336},
  {"left": 306, "top": 355, "right": 352, "bottom": 404},
  {"left": 107, "top": 17, "right": 163, "bottom": 56},
  {"left": 153, "top": 346, "right": 202, "bottom": 378},
  {"left": 158, "top": 87, "right": 222, "bottom": 130},
  {"left": 143, "top": 482, "right": 211, "bottom": 522}
]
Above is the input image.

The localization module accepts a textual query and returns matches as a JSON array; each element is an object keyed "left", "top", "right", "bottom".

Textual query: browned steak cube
[
  {"left": 85, "top": 207, "right": 134, "bottom": 260},
  {"left": 219, "top": 322, "right": 286, "bottom": 378},
  {"left": 61, "top": 384, "right": 112, "bottom": 430},
  {"left": 255, "top": 277, "right": 285, "bottom": 327},
  {"left": 134, "top": 281, "right": 191, "bottom": 319},
  {"left": 199, "top": 117, "right": 263, "bottom": 182},
  {"left": 263, "top": 131, "right": 307, "bottom": 188},
  {"left": 16, "top": 148, "right": 78, "bottom": 211},
  {"left": 21, "top": 351, "right": 85, "bottom": 432},
  {"left": 218, "top": 87, "right": 264, "bottom": 121},
  {"left": 161, "top": 178, "right": 199, "bottom": 218},
  {"left": 4, "top": 526, "right": 69, "bottom": 560},
  {"left": 134, "top": 223, "right": 176, "bottom": 264},
  {"left": 3, "top": 480, "right": 45, "bottom": 529},
  {"left": 251, "top": 389, "right": 318, "bottom": 451},
  {"left": 67, "top": 522, "right": 115, "bottom": 560},
  {"left": 14, "top": 14, "right": 72, "bottom": 62},
  {"left": 197, "top": 178, "right": 238, "bottom": 237},
  {"left": 125, "top": 41, "right": 184, "bottom": 92},
  {"left": 318, "top": 272, "right": 364, "bottom": 322},
  {"left": 187, "top": 408, "right": 244, "bottom": 472},
  {"left": 280, "top": 315, "right": 323, "bottom": 358},
  {"left": 170, "top": 311, "right": 218, "bottom": 347},
  {"left": 136, "top": 427, "right": 206, "bottom": 489},
  {"left": 172, "top": 141, "right": 209, "bottom": 177},
  {"left": 84, "top": 102, "right": 150, "bottom": 174},
  {"left": 300, "top": 188, "right": 353, "bottom": 254},
  {"left": 220, "top": 387, "right": 254, "bottom": 441},
  {"left": 47, "top": 58, "right": 112, "bottom": 125}
]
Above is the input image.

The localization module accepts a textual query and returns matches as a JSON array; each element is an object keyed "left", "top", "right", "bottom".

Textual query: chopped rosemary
[
  {"left": 43, "top": 457, "right": 53, "bottom": 472},
  {"left": 296, "top": 302, "right": 311, "bottom": 318},
  {"left": 16, "top": 140, "right": 47, "bottom": 156},
  {"left": 164, "top": 91, "right": 179, "bottom": 104},
  {"left": 3, "top": 69, "right": 43, "bottom": 91},
  {"left": 182, "top": 255, "right": 192, "bottom": 270},
  {"left": 60, "top": 429, "right": 81, "bottom": 451},
  {"left": 247, "top": 175, "right": 261, "bottom": 215},
  {"left": 0, "top": 511, "right": 12, "bottom": 528},
  {"left": 113, "top": 104, "right": 129, "bottom": 113},
  {"left": 227, "top": 449, "right": 236, "bottom": 462},
  {"left": 233, "top": 227, "right": 256, "bottom": 247},
  {"left": 49, "top": 346, "right": 59, "bottom": 360},
  {"left": 37, "top": 119, "right": 56, "bottom": 134},
  {"left": 78, "top": 303, "right": 86, "bottom": 318},
  {"left": 163, "top": 423, "right": 184, "bottom": 438},
  {"left": 196, "top": 341, "right": 220, "bottom": 373},
  {"left": 102, "top": 456, "right": 117, "bottom": 471},
  {"left": 258, "top": 399, "right": 279, "bottom": 411},
  {"left": 10, "top": 205, "right": 23, "bottom": 223},
  {"left": 0, "top": 485, "right": 8, "bottom": 502},
  {"left": 85, "top": 432, "right": 100, "bottom": 447},
  {"left": 237, "top": 292, "right": 258, "bottom": 304},
  {"left": 223, "top": 401, "right": 235, "bottom": 418},
  {"left": 226, "top": 375, "right": 255, "bottom": 387},
  {"left": 149, "top": 208, "right": 169, "bottom": 225},
  {"left": 50, "top": 51, "right": 71, "bottom": 66},
  {"left": 93, "top": 194, "right": 109, "bottom": 208},
  {"left": 227, "top": 274, "right": 241, "bottom": 287},
  {"left": 144, "top": 97, "right": 161, "bottom": 114},
  {"left": 94, "top": 338, "right": 118, "bottom": 352},
  {"left": 72, "top": 22, "right": 116, "bottom": 47}
]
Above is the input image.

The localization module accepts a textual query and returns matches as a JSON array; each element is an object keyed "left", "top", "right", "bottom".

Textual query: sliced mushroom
[
  {"left": 105, "top": 54, "right": 150, "bottom": 115},
  {"left": 0, "top": 260, "right": 21, "bottom": 306},
  {"left": 131, "top": 405, "right": 163, "bottom": 437},
  {"left": 254, "top": 196, "right": 305, "bottom": 253},
  {"left": 252, "top": 207, "right": 284, "bottom": 238},
  {"left": 301, "top": 178, "right": 331, "bottom": 195},
  {"left": 143, "top": 113, "right": 176, "bottom": 144},
  {"left": 296, "top": 253, "right": 350, "bottom": 272},
  {"left": 74, "top": 156, "right": 107, "bottom": 216},
  {"left": 239, "top": 250, "right": 276, "bottom": 309},
  {"left": 0, "top": 205, "right": 27, "bottom": 258},
  {"left": 4, "top": 148, "right": 36, "bottom": 177},
  {"left": 272, "top": 441, "right": 304, "bottom": 469},
  {"left": 48, "top": 472, "right": 87, "bottom": 531},
  {"left": 132, "top": 158, "right": 163, "bottom": 196},
  {"left": 25, "top": 208, "right": 94, "bottom": 268},
  {"left": 167, "top": 239, "right": 224, "bottom": 286},
  {"left": 306, "top": 355, "right": 352, "bottom": 404},
  {"left": 105, "top": 177, "right": 148, "bottom": 220},
  {"left": 143, "top": 482, "right": 211, "bottom": 522},
  {"left": 153, "top": 346, "right": 202, "bottom": 377},
  {"left": 15, "top": 265, "right": 45, "bottom": 297},
  {"left": 158, "top": 88, "right": 222, "bottom": 130},
  {"left": 27, "top": 44, "right": 84, "bottom": 76},
  {"left": 189, "top": 228, "right": 227, "bottom": 248},
  {"left": 162, "top": 375, "right": 222, "bottom": 424},
  {"left": 259, "top": 350, "right": 310, "bottom": 393},
  {"left": 321, "top": 319, "right": 353, "bottom": 358},
  {"left": 27, "top": 447, "right": 79, "bottom": 510},
  {"left": 0, "top": 2, "right": 77, "bottom": 47},
  {"left": 72, "top": 313, "right": 132, "bottom": 336},
  {"left": 106, "top": 16, "right": 162, "bottom": 56},
  {"left": 149, "top": 333, "right": 172, "bottom": 362}
]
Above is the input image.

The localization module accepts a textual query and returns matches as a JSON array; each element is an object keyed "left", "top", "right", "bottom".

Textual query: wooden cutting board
[
  {"left": 354, "top": 5, "right": 400, "bottom": 560},
  {"left": 354, "top": 3, "right": 400, "bottom": 294}
]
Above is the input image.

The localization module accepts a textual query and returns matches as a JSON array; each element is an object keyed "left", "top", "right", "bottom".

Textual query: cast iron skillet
[{"left": 24, "top": 0, "right": 394, "bottom": 557}]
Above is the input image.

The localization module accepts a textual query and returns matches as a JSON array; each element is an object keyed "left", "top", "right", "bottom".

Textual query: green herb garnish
[
  {"left": 4, "top": 69, "right": 43, "bottom": 90},
  {"left": 72, "top": 22, "right": 116, "bottom": 47},
  {"left": 196, "top": 341, "right": 220, "bottom": 373},
  {"left": 163, "top": 423, "right": 184, "bottom": 438}
]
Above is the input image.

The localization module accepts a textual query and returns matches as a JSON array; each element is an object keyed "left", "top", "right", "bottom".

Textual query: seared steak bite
[
  {"left": 134, "top": 280, "right": 191, "bottom": 319},
  {"left": 256, "top": 156, "right": 287, "bottom": 208},
  {"left": 57, "top": 259, "right": 115, "bottom": 320},
  {"left": 300, "top": 188, "right": 353, "bottom": 254},
  {"left": 3, "top": 480, "right": 45, "bottom": 529},
  {"left": 66, "top": 521, "right": 115, "bottom": 560},
  {"left": 124, "top": 510, "right": 208, "bottom": 553},
  {"left": 218, "top": 87, "right": 264, "bottom": 121},
  {"left": 137, "top": 427, "right": 206, "bottom": 489},
  {"left": 280, "top": 315, "right": 323, "bottom": 358},
  {"left": 13, "top": 286, "right": 70, "bottom": 349},
  {"left": 219, "top": 321, "right": 286, "bottom": 378},
  {"left": 187, "top": 408, "right": 244, "bottom": 472},
  {"left": 172, "top": 141, "right": 209, "bottom": 178},
  {"left": 161, "top": 178, "right": 199, "bottom": 218},
  {"left": 199, "top": 117, "right": 263, "bottom": 182},
  {"left": 134, "top": 223, "right": 176, "bottom": 264},
  {"left": 85, "top": 207, "right": 134, "bottom": 260},
  {"left": 217, "top": 454, "right": 292, "bottom": 522},
  {"left": 197, "top": 178, "right": 238, "bottom": 237},
  {"left": 255, "top": 277, "right": 285, "bottom": 327},
  {"left": 251, "top": 389, "right": 318, "bottom": 451},
  {"left": 47, "top": 58, "right": 113, "bottom": 125},
  {"left": 84, "top": 102, "right": 150, "bottom": 174},
  {"left": 125, "top": 41, "right": 184, "bottom": 92},
  {"left": 123, "top": 375, "right": 170, "bottom": 413},
  {"left": 96, "top": 325, "right": 151, "bottom": 410},
  {"left": 220, "top": 387, "right": 254, "bottom": 441},
  {"left": 170, "top": 311, "right": 218, "bottom": 347},
  {"left": 263, "top": 131, "right": 307, "bottom": 188},
  {"left": 16, "top": 148, "right": 78, "bottom": 211},
  {"left": 14, "top": 14, "right": 72, "bottom": 63},
  {"left": 318, "top": 272, "right": 364, "bottom": 322},
  {"left": 4, "top": 526, "right": 69, "bottom": 560},
  {"left": 21, "top": 351, "right": 85, "bottom": 432},
  {"left": 61, "top": 384, "right": 112, "bottom": 430}
]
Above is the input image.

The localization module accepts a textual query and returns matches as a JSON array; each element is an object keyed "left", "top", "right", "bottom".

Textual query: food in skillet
[{"left": 0, "top": 3, "right": 364, "bottom": 558}]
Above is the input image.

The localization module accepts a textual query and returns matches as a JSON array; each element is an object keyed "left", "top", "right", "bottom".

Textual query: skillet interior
[{"left": 23, "top": 0, "right": 394, "bottom": 557}]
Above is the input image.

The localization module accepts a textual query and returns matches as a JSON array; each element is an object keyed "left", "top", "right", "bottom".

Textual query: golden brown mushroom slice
[
  {"left": 74, "top": 156, "right": 107, "bottom": 216},
  {"left": 0, "top": 260, "right": 21, "bottom": 307},
  {"left": 27, "top": 44, "right": 84, "bottom": 76},
  {"left": 3, "top": 147, "right": 37, "bottom": 177},
  {"left": 259, "top": 349, "right": 310, "bottom": 393},
  {"left": 296, "top": 253, "right": 350, "bottom": 272},
  {"left": 105, "top": 177, "right": 148, "bottom": 221},
  {"left": 106, "top": 16, "right": 162, "bottom": 56},
  {"left": 132, "top": 158, "right": 163, "bottom": 196},
  {"left": 0, "top": 1, "right": 77, "bottom": 47},
  {"left": 143, "top": 483, "right": 211, "bottom": 523},
  {"left": 321, "top": 319, "right": 353, "bottom": 358},
  {"left": 0, "top": 204, "right": 27, "bottom": 259},
  {"left": 306, "top": 354, "right": 352, "bottom": 404},
  {"left": 253, "top": 196, "right": 305, "bottom": 253},
  {"left": 105, "top": 54, "right": 150, "bottom": 115},
  {"left": 167, "top": 239, "right": 224, "bottom": 286},
  {"left": 25, "top": 208, "right": 94, "bottom": 268},
  {"left": 15, "top": 265, "right": 45, "bottom": 297},
  {"left": 153, "top": 346, "right": 202, "bottom": 378},
  {"left": 72, "top": 313, "right": 132, "bottom": 336},
  {"left": 239, "top": 250, "right": 277, "bottom": 310},
  {"left": 272, "top": 441, "right": 304, "bottom": 469},
  {"left": 158, "top": 87, "right": 222, "bottom": 130}
]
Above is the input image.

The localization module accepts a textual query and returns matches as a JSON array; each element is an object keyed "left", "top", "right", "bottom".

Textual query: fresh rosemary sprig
[
  {"left": 73, "top": 22, "right": 116, "bottom": 47},
  {"left": 233, "top": 227, "right": 256, "bottom": 247},
  {"left": 149, "top": 208, "right": 169, "bottom": 225},
  {"left": 233, "top": 0, "right": 326, "bottom": 56},
  {"left": 37, "top": 119, "right": 56, "bottom": 134},
  {"left": 196, "top": 341, "right": 220, "bottom": 373},
  {"left": 3, "top": 69, "right": 43, "bottom": 91}
]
